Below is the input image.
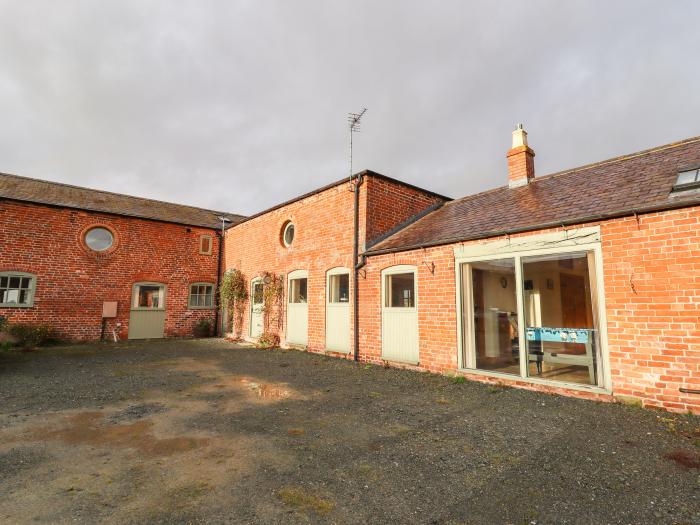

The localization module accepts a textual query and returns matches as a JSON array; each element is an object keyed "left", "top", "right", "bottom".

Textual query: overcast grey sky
[{"left": 1, "top": 1, "right": 698, "bottom": 216}]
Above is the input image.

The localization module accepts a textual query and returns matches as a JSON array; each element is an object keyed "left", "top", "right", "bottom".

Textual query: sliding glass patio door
[{"left": 459, "top": 243, "right": 606, "bottom": 389}]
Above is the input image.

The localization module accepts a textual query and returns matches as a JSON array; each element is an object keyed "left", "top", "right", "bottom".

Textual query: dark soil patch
[{"left": 665, "top": 449, "right": 700, "bottom": 469}]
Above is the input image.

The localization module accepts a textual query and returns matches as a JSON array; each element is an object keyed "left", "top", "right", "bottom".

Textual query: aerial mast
[{"left": 348, "top": 108, "right": 367, "bottom": 189}]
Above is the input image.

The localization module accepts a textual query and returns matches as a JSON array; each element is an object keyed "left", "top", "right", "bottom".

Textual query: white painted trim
[
  {"left": 287, "top": 269, "right": 308, "bottom": 280},
  {"left": 453, "top": 226, "right": 601, "bottom": 258},
  {"left": 326, "top": 266, "right": 350, "bottom": 276}
]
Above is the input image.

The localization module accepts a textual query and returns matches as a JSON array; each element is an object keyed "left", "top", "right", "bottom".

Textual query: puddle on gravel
[
  {"left": 194, "top": 375, "right": 297, "bottom": 402},
  {"left": 33, "top": 412, "right": 208, "bottom": 456},
  {"left": 240, "top": 378, "right": 292, "bottom": 400}
]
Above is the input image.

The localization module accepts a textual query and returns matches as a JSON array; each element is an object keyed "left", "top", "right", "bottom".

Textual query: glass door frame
[{"left": 454, "top": 230, "right": 611, "bottom": 393}]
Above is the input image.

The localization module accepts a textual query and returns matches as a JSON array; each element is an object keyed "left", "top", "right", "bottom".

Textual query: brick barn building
[
  {"left": 1, "top": 128, "right": 699, "bottom": 412},
  {"left": 0, "top": 174, "right": 244, "bottom": 340}
]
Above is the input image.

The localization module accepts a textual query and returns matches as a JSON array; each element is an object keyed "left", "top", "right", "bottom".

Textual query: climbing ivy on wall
[
  {"left": 259, "top": 271, "right": 284, "bottom": 347},
  {"left": 219, "top": 268, "right": 248, "bottom": 339}
]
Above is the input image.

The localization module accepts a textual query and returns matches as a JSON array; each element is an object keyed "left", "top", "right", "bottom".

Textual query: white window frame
[
  {"left": 454, "top": 227, "right": 612, "bottom": 393},
  {"left": 282, "top": 222, "right": 295, "bottom": 247},
  {"left": 287, "top": 269, "right": 308, "bottom": 304},
  {"left": 382, "top": 265, "right": 418, "bottom": 309},
  {"left": 0, "top": 272, "right": 37, "bottom": 308},
  {"left": 326, "top": 266, "right": 351, "bottom": 304},
  {"left": 188, "top": 282, "right": 215, "bottom": 309},
  {"left": 131, "top": 282, "right": 167, "bottom": 311}
]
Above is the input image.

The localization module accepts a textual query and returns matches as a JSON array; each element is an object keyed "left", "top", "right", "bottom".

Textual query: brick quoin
[{"left": 0, "top": 199, "right": 220, "bottom": 340}]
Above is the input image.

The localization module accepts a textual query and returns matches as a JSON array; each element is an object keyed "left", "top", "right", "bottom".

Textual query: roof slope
[
  {"left": 0, "top": 172, "right": 245, "bottom": 229},
  {"left": 367, "top": 135, "right": 700, "bottom": 254},
  {"left": 235, "top": 170, "right": 450, "bottom": 225}
]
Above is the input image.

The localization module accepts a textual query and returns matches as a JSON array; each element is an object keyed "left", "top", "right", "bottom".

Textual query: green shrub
[
  {"left": 193, "top": 318, "right": 213, "bottom": 338},
  {"left": 7, "top": 323, "right": 57, "bottom": 349},
  {"left": 256, "top": 332, "right": 280, "bottom": 349}
]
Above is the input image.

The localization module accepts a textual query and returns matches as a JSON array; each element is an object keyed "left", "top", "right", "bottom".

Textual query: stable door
[
  {"left": 325, "top": 268, "right": 350, "bottom": 353},
  {"left": 286, "top": 270, "right": 308, "bottom": 346},
  {"left": 381, "top": 266, "right": 419, "bottom": 364},
  {"left": 128, "top": 282, "right": 166, "bottom": 339}
]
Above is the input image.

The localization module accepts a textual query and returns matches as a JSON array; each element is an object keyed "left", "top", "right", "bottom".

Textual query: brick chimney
[{"left": 507, "top": 124, "right": 535, "bottom": 188}]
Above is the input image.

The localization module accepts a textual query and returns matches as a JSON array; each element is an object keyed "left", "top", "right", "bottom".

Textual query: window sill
[
  {"left": 0, "top": 304, "right": 34, "bottom": 308},
  {"left": 188, "top": 306, "right": 215, "bottom": 310},
  {"left": 457, "top": 367, "right": 611, "bottom": 395}
]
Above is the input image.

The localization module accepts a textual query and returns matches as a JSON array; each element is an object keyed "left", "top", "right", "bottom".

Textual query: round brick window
[
  {"left": 84, "top": 227, "right": 114, "bottom": 252},
  {"left": 282, "top": 222, "right": 295, "bottom": 247}
]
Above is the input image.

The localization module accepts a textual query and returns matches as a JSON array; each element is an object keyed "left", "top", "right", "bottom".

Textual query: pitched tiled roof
[
  {"left": 0, "top": 172, "right": 245, "bottom": 229},
  {"left": 366, "top": 135, "right": 700, "bottom": 254}
]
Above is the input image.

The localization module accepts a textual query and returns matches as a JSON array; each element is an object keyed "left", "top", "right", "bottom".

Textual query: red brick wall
[
  {"left": 224, "top": 183, "right": 359, "bottom": 350},
  {"left": 0, "top": 199, "right": 220, "bottom": 340},
  {"left": 358, "top": 208, "right": 700, "bottom": 414},
  {"left": 602, "top": 207, "right": 700, "bottom": 413},
  {"left": 223, "top": 175, "right": 443, "bottom": 352},
  {"left": 365, "top": 176, "right": 445, "bottom": 246}
]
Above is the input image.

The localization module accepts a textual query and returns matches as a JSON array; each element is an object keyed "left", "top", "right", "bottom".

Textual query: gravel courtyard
[{"left": 0, "top": 339, "right": 698, "bottom": 525}]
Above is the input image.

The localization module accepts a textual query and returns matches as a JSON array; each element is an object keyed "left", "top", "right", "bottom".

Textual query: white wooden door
[
  {"left": 250, "top": 278, "right": 264, "bottom": 338},
  {"left": 286, "top": 270, "right": 308, "bottom": 346},
  {"left": 326, "top": 268, "right": 350, "bottom": 353},
  {"left": 381, "top": 266, "right": 419, "bottom": 364}
]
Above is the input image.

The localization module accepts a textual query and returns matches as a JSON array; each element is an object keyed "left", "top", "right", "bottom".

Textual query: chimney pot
[{"left": 507, "top": 124, "right": 535, "bottom": 188}]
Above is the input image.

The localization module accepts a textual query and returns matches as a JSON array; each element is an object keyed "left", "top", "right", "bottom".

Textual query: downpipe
[{"left": 352, "top": 173, "right": 365, "bottom": 361}]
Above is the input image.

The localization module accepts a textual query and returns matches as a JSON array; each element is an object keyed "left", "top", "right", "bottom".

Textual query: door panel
[
  {"left": 287, "top": 303, "right": 308, "bottom": 345},
  {"left": 128, "top": 310, "right": 166, "bottom": 339},
  {"left": 287, "top": 271, "right": 308, "bottom": 346},
  {"left": 381, "top": 267, "right": 419, "bottom": 364},
  {"left": 326, "top": 270, "right": 350, "bottom": 353},
  {"left": 382, "top": 308, "right": 419, "bottom": 363}
]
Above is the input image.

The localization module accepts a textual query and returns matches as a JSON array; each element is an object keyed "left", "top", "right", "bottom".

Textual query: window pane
[
  {"left": 20, "top": 277, "right": 30, "bottom": 288},
  {"left": 386, "top": 273, "right": 415, "bottom": 307},
  {"left": 204, "top": 294, "right": 212, "bottom": 307},
  {"left": 284, "top": 223, "right": 295, "bottom": 245},
  {"left": 85, "top": 227, "right": 114, "bottom": 251},
  {"left": 329, "top": 273, "right": 350, "bottom": 303},
  {"left": 522, "top": 252, "right": 598, "bottom": 386},
  {"left": 253, "top": 282, "right": 264, "bottom": 304},
  {"left": 0, "top": 276, "right": 7, "bottom": 287},
  {"left": 9, "top": 276, "right": 20, "bottom": 288},
  {"left": 137, "top": 285, "right": 162, "bottom": 308},
  {"left": 289, "top": 278, "right": 307, "bottom": 303},
  {"left": 200, "top": 236, "right": 211, "bottom": 253},
  {"left": 676, "top": 169, "right": 699, "bottom": 185},
  {"left": 469, "top": 259, "right": 519, "bottom": 375}
]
